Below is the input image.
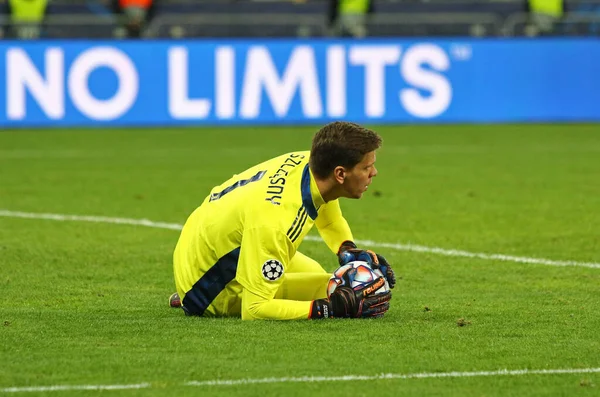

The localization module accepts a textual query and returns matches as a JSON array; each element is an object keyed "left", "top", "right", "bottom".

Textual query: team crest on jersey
[{"left": 262, "top": 259, "right": 284, "bottom": 281}]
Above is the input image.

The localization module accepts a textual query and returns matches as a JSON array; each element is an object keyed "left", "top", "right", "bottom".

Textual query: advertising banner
[{"left": 1, "top": 39, "right": 599, "bottom": 126}]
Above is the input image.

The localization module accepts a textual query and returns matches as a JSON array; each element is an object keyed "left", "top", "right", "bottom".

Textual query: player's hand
[
  {"left": 373, "top": 253, "right": 396, "bottom": 290},
  {"left": 310, "top": 277, "right": 391, "bottom": 319},
  {"left": 337, "top": 240, "right": 397, "bottom": 289}
]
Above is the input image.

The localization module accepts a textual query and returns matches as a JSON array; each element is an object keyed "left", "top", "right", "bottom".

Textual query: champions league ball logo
[{"left": 262, "top": 259, "right": 284, "bottom": 281}]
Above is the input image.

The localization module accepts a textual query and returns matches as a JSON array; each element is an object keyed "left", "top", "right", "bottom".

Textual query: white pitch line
[
  {"left": 2, "top": 368, "right": 599, "bottom": 393},
  {"left": 1, "top": 209, "right": 599, "bottom": 269},
  {"left": 0, "top": 210, "right": 182, "bottom": 230},
  {"left": 185, "top": 367, "right": 600, "bottom": 387},
  {"left": 0, "top": 383, "right": 151, "bottom": 393},
  {"left": 322, "top": 237, "right": 600, "bottom": 269}
]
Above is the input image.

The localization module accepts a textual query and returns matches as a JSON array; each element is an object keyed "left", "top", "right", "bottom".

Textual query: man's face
[{"left": 341, "top": 151, "right": 378, "bottom": 199}]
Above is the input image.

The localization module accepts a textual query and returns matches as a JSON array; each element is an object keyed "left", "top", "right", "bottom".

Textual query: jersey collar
[{"left": 301, "top": 164, "right": 324, "bottom": 220}]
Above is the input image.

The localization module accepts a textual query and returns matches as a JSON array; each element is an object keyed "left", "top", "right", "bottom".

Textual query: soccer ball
[{"left": 327, "top": 260, "right": 389, "bottom": 299}]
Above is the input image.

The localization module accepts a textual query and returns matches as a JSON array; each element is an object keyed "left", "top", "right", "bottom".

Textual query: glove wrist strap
[{"left": 310, "top": 299, "right": 333, "bottom": 319}]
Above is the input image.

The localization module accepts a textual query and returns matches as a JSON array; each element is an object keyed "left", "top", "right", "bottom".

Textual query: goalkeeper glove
[
  {"left": 337, "top": 240, "right": 397, "bottom": 289},
  {"left": 310, "top": 277, "right": 391, "bottom": 319}
]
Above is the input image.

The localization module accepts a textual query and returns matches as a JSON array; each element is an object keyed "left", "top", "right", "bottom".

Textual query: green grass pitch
[{"left": 0, "top": 124, "right": 599, "bottom": 396}]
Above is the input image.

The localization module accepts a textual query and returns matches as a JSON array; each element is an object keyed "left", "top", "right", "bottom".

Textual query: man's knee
[{"left": 288, "top": 251, "right": 328, "bottom": 274}]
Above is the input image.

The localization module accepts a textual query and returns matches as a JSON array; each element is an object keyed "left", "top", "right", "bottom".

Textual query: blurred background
[{"left": 0, "top": 0, "right": 597, "bottom": 41}]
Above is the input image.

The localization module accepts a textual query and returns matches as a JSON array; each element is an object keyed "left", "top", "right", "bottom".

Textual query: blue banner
[{"left": 1, "top": 38, "right": 599, "bottom": 126}]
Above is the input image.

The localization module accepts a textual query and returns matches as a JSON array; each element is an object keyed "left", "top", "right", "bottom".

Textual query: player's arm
[
  {"left": 237, "top": 225, "right": 389, "bottom": 320},
  {"left": 242, "top": 288, "right": 312, "bottom": 320},
  {"left": 237, "top": 225, "right": 315, "bottom": 320},
  {"left": 314, "top": 199, "right": 354, "bottom": 254},
  {"left": 242, "top": 273, "right": 391, "bottom": 320},
  {"left": 315, "top": 201, "right": 397, "bottom": 289}
]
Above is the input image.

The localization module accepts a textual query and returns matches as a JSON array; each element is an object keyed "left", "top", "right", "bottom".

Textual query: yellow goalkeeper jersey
[{"left": 173, "top": 151, "right": 353, "bottom": 320}]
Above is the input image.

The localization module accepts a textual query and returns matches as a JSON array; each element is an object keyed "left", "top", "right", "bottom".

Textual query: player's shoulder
[
  {"left": 247, "top": 207, "right": 306, "bottom": 250},
  {"left": 248, "top": 197, "right": 303, "bottom": 225},
  {"left": 263, "top": 150, "right": 310, "bottom": 167},
  {"left": 245, "top": 192, "right": 308, "bottom": 240},
  {"left": 224, "top": 150, "right": 307, "bottom": 183},
  {"left": 242, "top": 150, "right": 309, "bottom": 226}
]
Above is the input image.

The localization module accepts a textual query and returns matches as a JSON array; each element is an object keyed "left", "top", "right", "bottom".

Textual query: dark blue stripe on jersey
[
  {"left": 290, "top": 208, "right": 309, "bottom": 242},
  {"left": 301, "top": 164, "right": 319, "bottom": 220},
  {"left": 209, "top": 170, "right": 266, "bottom": 202},
  {"left": 288, "top": 208, "right": 307, "bottom": 242},
  {"left": 286, "top": 207, "right": 304, "bottom": 237},
  {"left": 182, "top": 247, "right": 240, "bottom": 316}
]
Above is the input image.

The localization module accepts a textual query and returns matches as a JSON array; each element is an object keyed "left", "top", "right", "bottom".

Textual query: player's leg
[
  {"left": 173, "top": 251, "right": 330, "bottom": 308},
  {"left": 286, "top": 251, "right": 328, "bottom": 274},
  {"left": 275, "top": 272, "right": 331, "bottom": 301}
]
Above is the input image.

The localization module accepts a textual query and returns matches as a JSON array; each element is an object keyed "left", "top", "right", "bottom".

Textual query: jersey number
[{"left": 209, "top": 170, "right": 267, "bottom": 202}]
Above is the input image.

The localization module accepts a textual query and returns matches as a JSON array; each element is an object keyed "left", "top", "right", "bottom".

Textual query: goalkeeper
[{"left": 170, "top": 121, "right": 396, "bottom": 320}]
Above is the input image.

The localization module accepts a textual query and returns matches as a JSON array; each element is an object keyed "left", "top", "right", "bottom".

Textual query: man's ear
[{"left": 333, "top": 166, "right": 346, "bottom": 184}]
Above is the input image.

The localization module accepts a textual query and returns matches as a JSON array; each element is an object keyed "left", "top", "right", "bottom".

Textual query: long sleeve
[
  {"left": 315, "top": 199, "right": 354, "bottom": 254},
  {"left": 236, "top": 223, "right": 315, "bottom": 320},
  {"left": 241, "top": 288, "right": 311, "bottom": 320}
]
